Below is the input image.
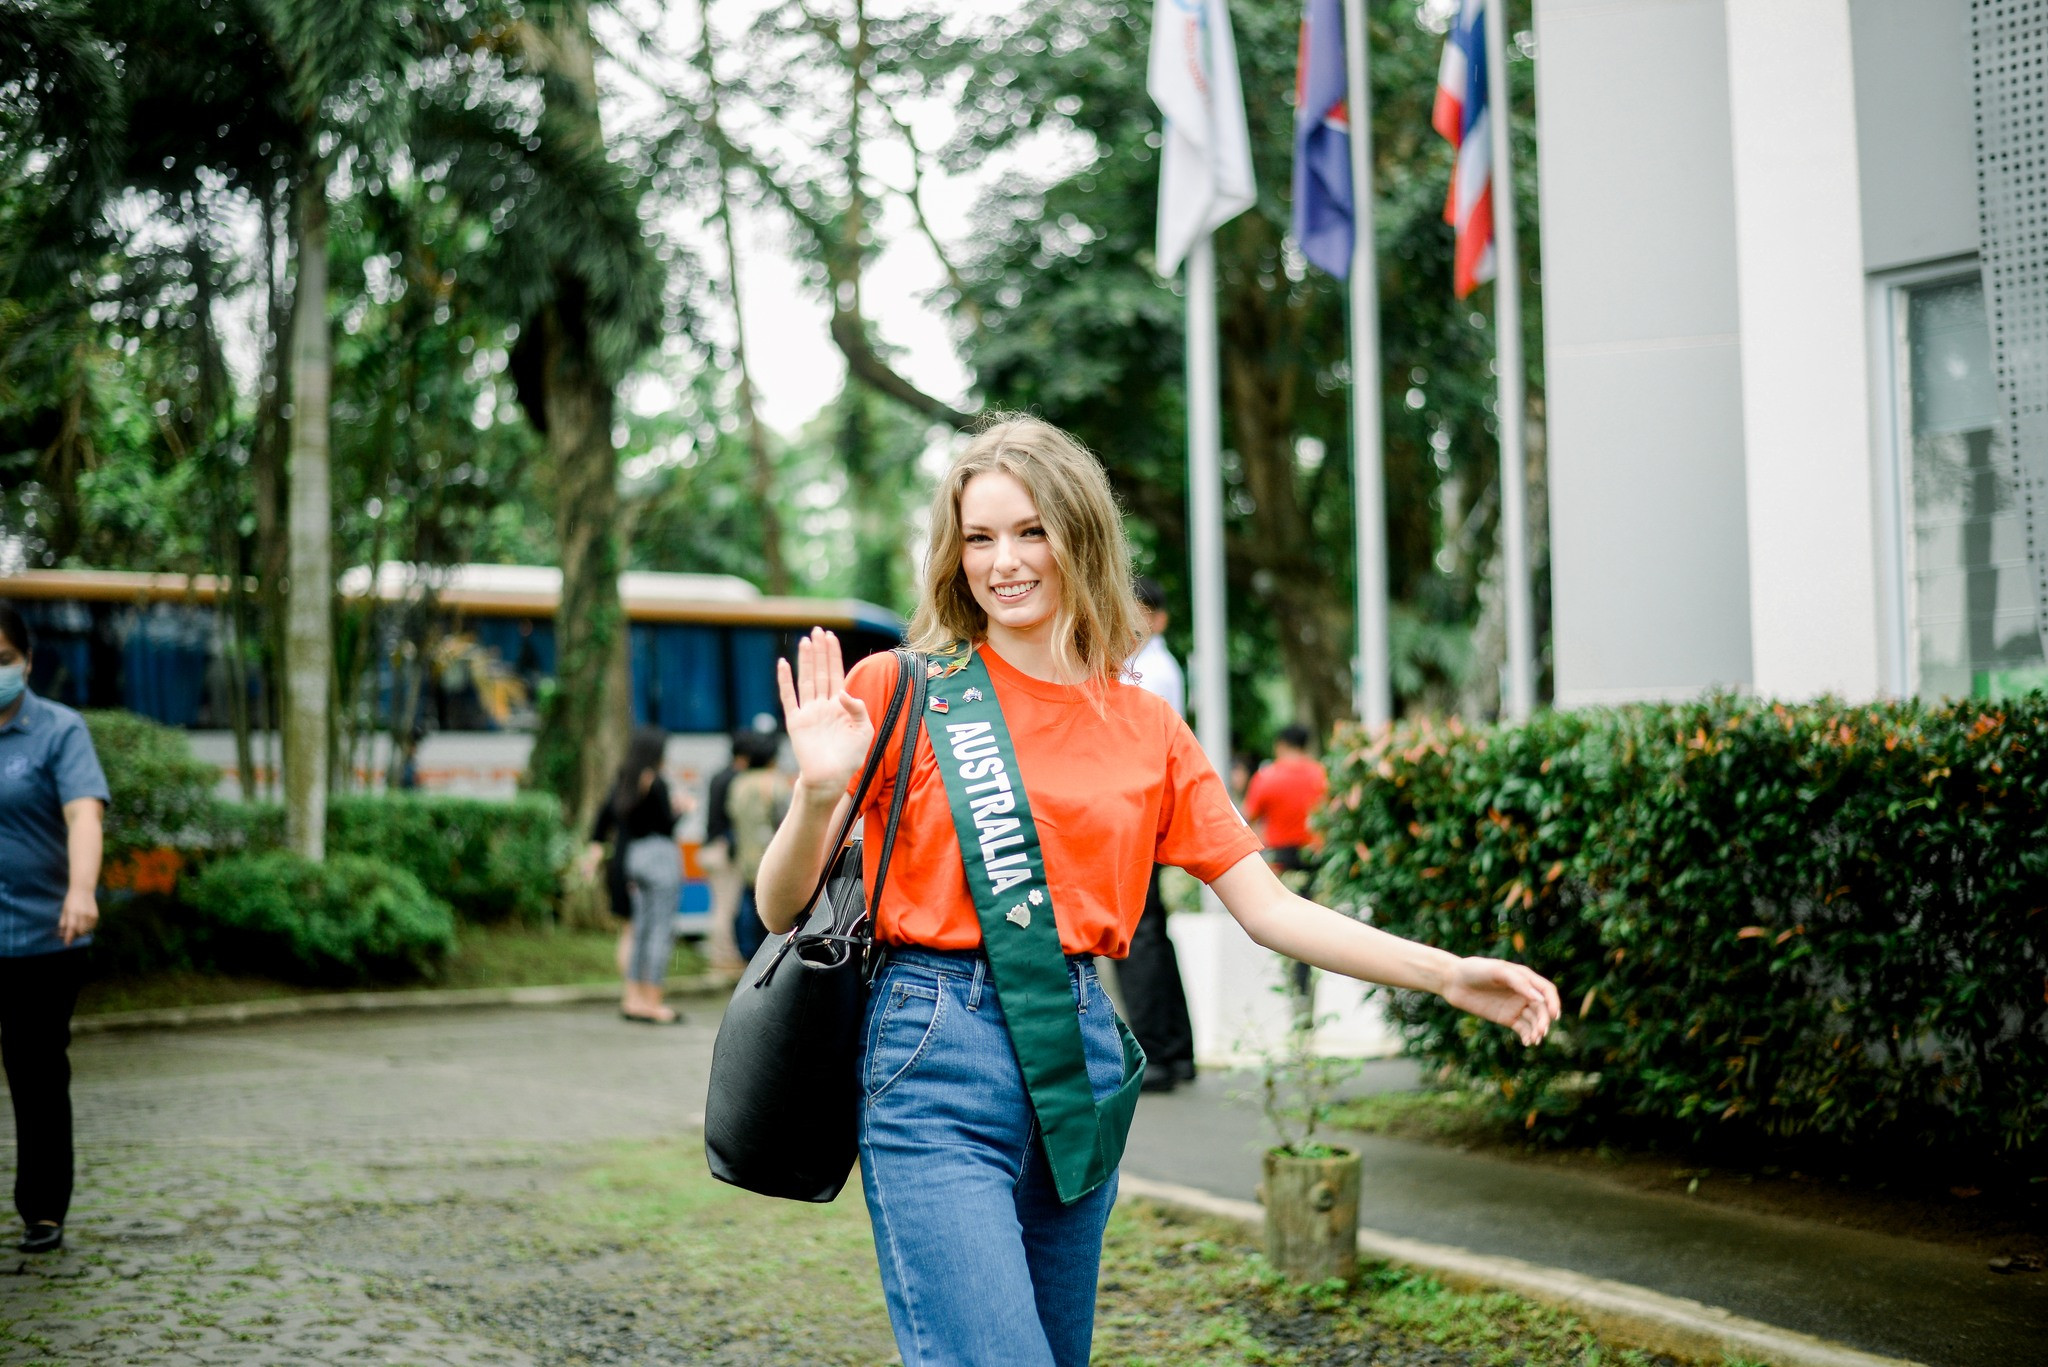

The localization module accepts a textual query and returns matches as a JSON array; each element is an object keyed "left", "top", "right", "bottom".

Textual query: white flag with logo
[{"left": 1148, "top": 0, "right": 1257, "bottom": 276}]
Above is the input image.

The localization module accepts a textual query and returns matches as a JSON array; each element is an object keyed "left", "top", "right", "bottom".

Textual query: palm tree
[
  {"left": 428, "top": 0, "right": 665, "bottom": 835},
  {"left": 254, "top": 0, "right": 416, "bottom": 856}
]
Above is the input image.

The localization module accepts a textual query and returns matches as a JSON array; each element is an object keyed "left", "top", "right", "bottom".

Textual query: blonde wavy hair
[{"left": 909, "top": 414, "right": 1147, "bottom": 689}]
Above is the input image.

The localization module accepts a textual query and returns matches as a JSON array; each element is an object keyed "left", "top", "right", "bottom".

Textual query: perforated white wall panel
[{"left": 1972, "top": 0, "right": 2048, "bottom": 653}]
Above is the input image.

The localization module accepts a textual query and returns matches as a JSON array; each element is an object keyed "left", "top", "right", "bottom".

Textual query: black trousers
[
  {"left": 0, "top": 949, "right": 86, "bottom": 1227},
  {"left": 1120, "top": 866, "right": 1195, "bottom": 1079}
]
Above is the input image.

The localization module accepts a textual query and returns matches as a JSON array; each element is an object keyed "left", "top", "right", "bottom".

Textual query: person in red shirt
[
  {"left": 1244, "top": 723, "right": 1329, "bottom": 1004},
  {"left": 1244, "top": 723, "right": 1328, "bottom": 880}
]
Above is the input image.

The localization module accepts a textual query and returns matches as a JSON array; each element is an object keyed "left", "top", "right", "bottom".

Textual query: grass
[
  {"left": 76, "top": 924, "right": 707, "bottom": 1016},
  {"left": 1323, "top": 1087, "right": 1499, "bottom": 1145},
  {"left": 483, "top": 1137, "right": 1725, "bottom": 1367}
]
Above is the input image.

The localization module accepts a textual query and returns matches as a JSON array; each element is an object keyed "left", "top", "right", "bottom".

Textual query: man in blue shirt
[{"left": 0, "top": 601, "right": 109, "bottom": 1254}]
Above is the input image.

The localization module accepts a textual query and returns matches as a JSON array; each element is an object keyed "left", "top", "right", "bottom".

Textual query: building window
[{"left": 1897, "top": 274, "right": 2047, "bottom": 700}]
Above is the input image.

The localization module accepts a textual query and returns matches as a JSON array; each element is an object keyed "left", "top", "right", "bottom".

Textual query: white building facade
[{"left": 1537, "top": 0, "right": 2048, "bottom": 706}]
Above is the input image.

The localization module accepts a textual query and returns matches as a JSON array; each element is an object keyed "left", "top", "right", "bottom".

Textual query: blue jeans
[{"left": 858, "top": 947, "right": 1128, "bottom": 1367}]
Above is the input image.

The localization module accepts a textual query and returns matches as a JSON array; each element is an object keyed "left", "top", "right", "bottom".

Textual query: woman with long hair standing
[
  {"left": 752, "top": 417, "right": 1560, "bottom": 1366},
  {"left": 0, "top": 602, "right": 109, "bottom": 1254},
  {"left": 588, "top": 725, "right": 685, "bottom": 1024}
]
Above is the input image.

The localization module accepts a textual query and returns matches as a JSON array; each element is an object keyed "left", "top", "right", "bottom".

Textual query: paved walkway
[{"left": 5, "top": 999, "right": 2042, "bottom": 1366}]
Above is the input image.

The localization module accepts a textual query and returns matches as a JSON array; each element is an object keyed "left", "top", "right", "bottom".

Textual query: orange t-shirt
[
  {"left": 843, "top": 645, "right": 1262, "bottom": 958},
  {"left": 1243, "top": 755, "right": 1329, "bottom": 850}
]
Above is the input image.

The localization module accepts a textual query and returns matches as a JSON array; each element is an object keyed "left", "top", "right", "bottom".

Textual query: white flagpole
[
  {"left": 1342, "top": 0, "right": 1389, "bottom": 729},
  {"left": 1484, "top": 0, "right": 1535, "bottom": 721},
  {"left": 1187, "top": 234, "right": 1232, "bottom": 779}
]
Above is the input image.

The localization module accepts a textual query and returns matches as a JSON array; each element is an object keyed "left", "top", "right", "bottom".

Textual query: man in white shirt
[
  {"left": 1129, "top": 580, "right": 1185, "bottom": 718},
  {"left": 1123, "top": 578, "right": 1196, "bottom": 1091}
]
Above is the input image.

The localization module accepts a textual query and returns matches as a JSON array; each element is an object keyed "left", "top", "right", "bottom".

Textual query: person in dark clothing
[
  {"left": 0, "top": 601, "right": 110, "bottom": 1254},
  {"left": 1120, "top": 577, "right": 1198, "bottom": 1092},
  {"left": 588, "top": 727, "right": 685, "bottom": 1023},
  {"left": 699, "top": 739, "right": 745, "bottom": 974},
  {"left": 725, "top": 730, "right": 789, "bottom": 963}
]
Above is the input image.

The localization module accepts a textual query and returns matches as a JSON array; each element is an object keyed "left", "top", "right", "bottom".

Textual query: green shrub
[
  {"left": 210, "top": 799, "right": 286, "bottom": 853},
  {"left": 205, "top": 794, "right": 570, "bottom": 925},
  {"left": 181, "top": 851, "right": 456, "bottom": 985},
  {"left": 1316, "top": 695, "right": 2048, "bottom": 1168},
  {"left": 325, "top": 793, "right": 570, "bottom": 926},
  {"left": 81, "top": 711, "right": 219, "bottom": 862}
]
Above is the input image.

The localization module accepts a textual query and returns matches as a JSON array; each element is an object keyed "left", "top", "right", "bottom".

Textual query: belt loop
[{"left": 968, "top": 955, "right": 986, "bottom": 1011}]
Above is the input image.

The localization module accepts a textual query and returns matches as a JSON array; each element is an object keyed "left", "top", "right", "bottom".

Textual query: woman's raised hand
[{"left": 777, "top": 628, "right": 874, "bottom": 801}]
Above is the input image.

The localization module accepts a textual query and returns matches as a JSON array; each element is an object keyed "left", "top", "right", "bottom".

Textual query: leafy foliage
[
  {"left": 1318, "top": 697, "right": 2048, "bottom": 1168},
  {"left": 324, "top": 792, "right": 571, "bottom": 927},
  {"left": 205, "top": 793, "right": 570, "bottom": 927},
  {"left": 947, "top": 0, "right": 1545, "bottom": 737},
  {"left": 81, "top": 710, "right": 220, "bottom": 862},
  {"left": 181, "top": 849, "right": 457, "bottom": 984}
]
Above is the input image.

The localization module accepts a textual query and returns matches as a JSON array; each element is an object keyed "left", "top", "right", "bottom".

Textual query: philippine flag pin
[
  {"left": 962, "top": 686, "right": 984, "bottom": 704},
  {"left": 928, "top": 696, "right": 949, "bottom": 714}
]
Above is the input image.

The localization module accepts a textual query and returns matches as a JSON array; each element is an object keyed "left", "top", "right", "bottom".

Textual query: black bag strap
[
  {"left": 790, "top": 645, "right": 918, "bottom": 915},
  {"left": 753, "top": 648, "right": 924, "bottom": 988},
  {"left": 861, "top": 650, "right": 928, "bottom": 934}
]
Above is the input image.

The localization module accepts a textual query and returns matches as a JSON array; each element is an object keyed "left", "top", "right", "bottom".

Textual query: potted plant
[{"left": 1254, "top": 969, "right": 1364, "bottom": 1284}]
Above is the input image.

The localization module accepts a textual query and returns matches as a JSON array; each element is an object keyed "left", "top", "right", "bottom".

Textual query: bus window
[
  {"left": 652, "top": 625, "right": 727, "bottom": 734},
  {"left": 729, "top": 628, "right": 781, "bottom": 732},
  {"left": 121, "top": 604, "right": 211, "bottom": 726}
]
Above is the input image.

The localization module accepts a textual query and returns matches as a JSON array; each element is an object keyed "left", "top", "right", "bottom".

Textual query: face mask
[{"left": 0, "top": 664, "right": 24, "bottom": 708}]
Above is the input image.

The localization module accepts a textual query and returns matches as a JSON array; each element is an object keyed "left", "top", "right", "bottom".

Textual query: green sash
[{"left": 922, "top": 641, "right": 1147, "bottom": 1204}]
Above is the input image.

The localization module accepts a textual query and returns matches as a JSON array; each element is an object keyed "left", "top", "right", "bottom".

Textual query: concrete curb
[
  {"left": 1116, "top": 1175, "right": 1928, "bottom": 1367},
  {"left": 73, "top": 975, "right": 735, "bottom": 1034}
]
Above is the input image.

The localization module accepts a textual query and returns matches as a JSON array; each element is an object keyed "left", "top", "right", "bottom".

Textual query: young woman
[
  {"left": 587, "top": 726, "right": 686, "bottom": 1024},
  {"left": 753, "top": 417, "right": 1560, "bottom": 1366},
  {"left": 0, "top": 602, "right": 110, "bottom": 1255}
]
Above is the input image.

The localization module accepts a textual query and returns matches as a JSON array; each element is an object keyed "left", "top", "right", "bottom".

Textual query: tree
[
  {"left": 432, "top": 0, "right": 666, "bottom": 835},
  {"left": 691, "top": 0, "right": 968, "bottom": 428},
  {"left": 946, "top": 0, "right": 1546, "bottom": 737},
  {"left": 689, "top": 0, "right": 787, "bottom": 594},
  {"left": 255, "top": 0, "right": 417, "bottom": 857}
]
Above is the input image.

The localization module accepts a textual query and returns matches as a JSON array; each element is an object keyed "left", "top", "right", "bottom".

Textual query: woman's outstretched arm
[
  {"left": 1207, "top": 853, "right": 1561, "bottom": 1047},
  {"left": 754, "top": 629, "right": 869, "bottom": 935}
]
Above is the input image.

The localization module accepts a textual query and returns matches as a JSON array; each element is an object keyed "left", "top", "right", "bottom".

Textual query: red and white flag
[{"left": 1432, "top": 0, "right": 1494, "bottom": 298}]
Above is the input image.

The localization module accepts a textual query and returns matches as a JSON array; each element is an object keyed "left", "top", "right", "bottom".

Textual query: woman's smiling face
[{"left": 959, "top": 470, "right": 1062, "bottom": 640}]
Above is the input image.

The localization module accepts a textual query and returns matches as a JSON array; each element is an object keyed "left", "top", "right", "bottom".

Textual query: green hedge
[
  {"left": 75, "top": 713, "right": 571, "bottom": 974},
  {"left": 326, "top": 793, "right": 570, "bottom": 926},
  {"left": 1317, "top": 695, "right": 2048, "bottom": 1168},
  {"left": 182, "top": 851, "right": 456, "bottom": 984},
  {"left": 82, "top": 710, "right": 221, "bottom": 862},
  {"left": 211, "top": 795, "right": 570, "bottom": 925}
]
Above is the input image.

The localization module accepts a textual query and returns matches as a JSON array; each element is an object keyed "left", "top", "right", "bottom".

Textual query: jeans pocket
[
  {"left": 865, "top": 978, "right": 944, "bottom": 1102},
  {"left": 1081, "top": 992, "right": 1129, "bottom": 1101}
]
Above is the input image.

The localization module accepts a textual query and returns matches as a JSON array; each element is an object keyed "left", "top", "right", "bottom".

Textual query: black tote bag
[{"left": 703, "top": 647, "right": 926, "bottom": 1202}]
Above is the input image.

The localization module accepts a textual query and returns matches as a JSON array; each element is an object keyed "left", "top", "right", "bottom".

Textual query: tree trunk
[
  {"left": 283, "top": 176, "right": 332, "bottom": 859},
  {"left": 253, "top": 182, "right": 292, "bottom": 799},
  {"left": 697, "top": 6, "right": 787, "bottom": 594},
  {"left": 1261, "top": 1148, "right": 1360, "bottom": 1285},
  {"left": 527, "top": 305, "right": 628, "bottom": 836},
  {"left": 1221, "top": 331, "right": 1355, "bottom": 740},
  {"left": 187, "top": 229, "right": 257, "bottom": 799},
  {"left": 522, "top": 0, "right": 630, "bottom": 837}
]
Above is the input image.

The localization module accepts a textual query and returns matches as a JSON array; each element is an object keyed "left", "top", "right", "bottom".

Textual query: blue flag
[{"left": 1292, "top": 0, "right": 1353, "bottom": 279}]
